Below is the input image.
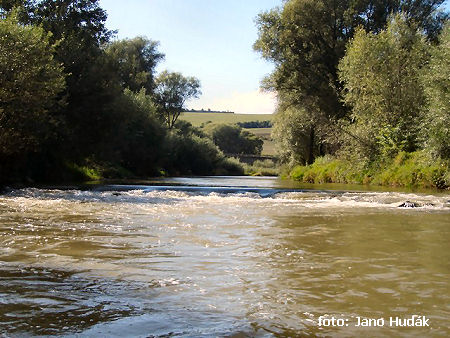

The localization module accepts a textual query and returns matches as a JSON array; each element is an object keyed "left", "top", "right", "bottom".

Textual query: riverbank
[
  {"left": 0, "top": 157, "right": 280, "bottom": 189},
  {"left": 289, "top": 151, "right": 450, "bottom": 190}
]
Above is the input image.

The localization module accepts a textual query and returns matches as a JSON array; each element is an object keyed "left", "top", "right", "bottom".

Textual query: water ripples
[{"left": 0, "top": 179, "right": 449, "bottom": 336}]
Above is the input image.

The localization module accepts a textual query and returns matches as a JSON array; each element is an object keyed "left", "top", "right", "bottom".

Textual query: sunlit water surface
[{"left": 0, "top": 177, "right": 449, "bottom": 337}]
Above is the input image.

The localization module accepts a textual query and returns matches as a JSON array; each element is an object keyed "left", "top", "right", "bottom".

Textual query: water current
[{"left": 0, "top": 177, "right": 449, "bottom": 337}]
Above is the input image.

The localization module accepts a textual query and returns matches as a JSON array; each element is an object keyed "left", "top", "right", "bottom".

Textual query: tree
[
  {"left": 25, "top": 0, "right": 122, "bottom": 159},
  {"left": 422, "top": 22, "right": 450, "bottom": 159},
  {"left": 254, "top": 0, "right": 448, "bottom": 165},
  {"left": 0, "top": 0, "right": 23, "bottom": 14},
  {"left": 0, "top": 12, "right": 65, "bottom": 156},
  {"left": 154, "top": 71, "right": 201, "bottom": 129},
  {"left": 338, "top": 15, "right": 429, "bottom": 159},
  {"left": 106, "top": 37, "right": 164, "bottom": 93},
  {"left": 272, "top": 106, "right": 318, "bottom": 165},
  {"left": 204, "top": 124, "right": 263, "bottom": 155}
]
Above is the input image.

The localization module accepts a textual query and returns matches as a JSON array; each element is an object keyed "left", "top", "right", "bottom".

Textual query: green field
[
  {"left": 180, "top": 112, "right": 273, "bottom": 127},
  {"left": 180, "top": 112, "right": 276, "bottom": 156},
  {"left": 243, "top": 128, "right": 275, "bottom": 155}
]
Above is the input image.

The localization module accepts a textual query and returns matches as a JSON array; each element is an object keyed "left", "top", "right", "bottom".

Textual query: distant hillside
[
  {"left": 180, "top": 112, "right": 273, "bottom": 127},
  {"left": 180, "top": 112, "right": 275, "bottom": 155}
]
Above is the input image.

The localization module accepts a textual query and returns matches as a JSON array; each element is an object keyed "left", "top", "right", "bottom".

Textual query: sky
[{"left": 99, "top": 0, "right": 282, "bottom": 114}]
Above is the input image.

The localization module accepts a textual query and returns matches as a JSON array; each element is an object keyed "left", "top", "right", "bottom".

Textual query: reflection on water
[{"left": 0, "top": 177, "right": 449, "bottom": 337}]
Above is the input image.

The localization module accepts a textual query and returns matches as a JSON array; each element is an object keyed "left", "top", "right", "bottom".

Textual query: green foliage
[
  {"left": 253, "top": 0, "right": 354, "bottom": 164},
  {"left": 216, "top": 157, "right": 245, "bottom": 176},
  {"left": 242, "top": 159, "right": 279, "bottom": 176},
  {"left": 255, "top": 0, "right": 447, "bottom": 167},
  {"left": 291, "top": 155, "right": 367, "bottom": 184},
  {"left": 163, "top": 131, "right": 234, "bottom": 175},
  {"left": 290, "top": 151, "right": 449, "bottom": 189},
  {"left": 106, "top": 37, "right": 164, "bottom": 93},
  {"left": 371, "top": 151, "right": 449, "bottom": 189},
  {"left": 0, "top": 12, "right": 65, "bottom": 157},
  {"left": 23, "top": 0, "right": 123, "bottom": 160},
  {"left": 421, "top": 23, "right": 450, "bottom": 159},
  {"left": 236, "top": 120, "right": 272, "bottom": 128},
  {"left": 272, "top": 105, "right": 325, "bottom": 165},
  {"left": 64, "top": 162, "right": 101, "bottom": 181},
  {"left": 0, "top": 0, "right": 250, "bottom": 184},
  {"left": 112, "top": 89, "right": 166, "bottom": 176},
  {"left": 204, "top": 124, "right": 263, "bottom": 155},
  {"left": 154, "top": 71, "right": 201, "bottom": 129},
  {"left": 254, "top": 0, "right": 349, "bottom": 120},
  {"left": 339, "top": 15, "right": 429, "bottom": 159}
]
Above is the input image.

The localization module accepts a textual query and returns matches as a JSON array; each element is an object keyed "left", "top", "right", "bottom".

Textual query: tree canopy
[
  {"left": 106, "top": 37, "right": 164, "bottom": 93},
  {"left": 205, "top": 124, "right": 263, "bottom": 155},
  {"left": 0, "top": 12, "right": 65, "bottom": 156},
  {"left": 0, "top": 0, "right": 244, "bottom": 183},
  {"left": 254, "top": 0, "right": 448, "bottom": 165},
  {"left": 339, "top": 15, "right": 429, "bottom": 158},
  {"left": 154, "top": 71, "right": 201, "bottom": 129},
  {"left": 421, "top": 22, "right": 450, "bottom": 159}
]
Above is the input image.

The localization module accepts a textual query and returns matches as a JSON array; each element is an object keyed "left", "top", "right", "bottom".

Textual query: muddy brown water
[{"left": 0, "top": 177, "right": 449, "bottom": 337}]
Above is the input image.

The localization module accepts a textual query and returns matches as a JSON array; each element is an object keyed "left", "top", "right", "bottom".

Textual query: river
[{"left": 0, "top": 177, "right": 449, "bottom": 337}]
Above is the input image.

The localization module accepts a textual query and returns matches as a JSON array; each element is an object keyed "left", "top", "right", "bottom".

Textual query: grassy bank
[{"left": 290, "top": 151, "right": 450, "bottom": 189}]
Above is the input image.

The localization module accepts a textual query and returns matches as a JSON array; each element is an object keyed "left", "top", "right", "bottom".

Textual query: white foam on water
[{"left": 2, "top": 187, "right": 449, "bottom": 212}]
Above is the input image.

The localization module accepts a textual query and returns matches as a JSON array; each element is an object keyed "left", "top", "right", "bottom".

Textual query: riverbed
[{"left": 0, "top": 177, "right": 449, "bottom": 337}]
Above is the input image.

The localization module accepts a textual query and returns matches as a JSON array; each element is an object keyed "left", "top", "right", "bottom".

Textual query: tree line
[
  {"left": 0, "top": 0, "right": 248, "bottom": 183},
  {"left": 254, "top": 0, "right": 449, "bottom": 186},
  {"left": 236, "top": 120, "right": 272, "bottom": 128}
]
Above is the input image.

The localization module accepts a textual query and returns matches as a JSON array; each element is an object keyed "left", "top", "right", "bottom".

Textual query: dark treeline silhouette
[{"left": 0, "top": 0, "right": 243, "bottom": 184}]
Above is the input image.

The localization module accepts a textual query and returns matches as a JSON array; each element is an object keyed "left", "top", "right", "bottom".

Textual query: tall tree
[
  {"left": 421, "top": 22, "right": 450, "bottom": 159},
  {"left": 153, "top": 71, "right": 201, "bottom": 129},
  {"left": 339, "top": 15, "right": 429, "bottom": 158},
  {"left": 254, "top": 0, "right": 359, "bottom": 164},
  {"left": 106, "top": 37, "right": 165, "bottom": 93},
  {"left": 0, "top": 12, "right": 65, "bottom": 177},
  {"left": 254, "top": 0, "right": 448, "bottom": 165},
  {"left": 26, "top": 0, "right": 121, "bottom": 158}
]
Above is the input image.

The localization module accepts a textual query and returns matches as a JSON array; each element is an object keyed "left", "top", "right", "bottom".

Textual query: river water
[{"left": 0, "top": 177, "right": 449, "bottom": 337}]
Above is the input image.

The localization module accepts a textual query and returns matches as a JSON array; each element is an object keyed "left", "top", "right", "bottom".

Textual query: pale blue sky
[{"left": 99, "top": 0, "right": 282, "bottom": 113}]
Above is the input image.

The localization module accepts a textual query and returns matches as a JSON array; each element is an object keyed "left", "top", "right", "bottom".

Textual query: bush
[
  {"left": 203, "top": 123, "right": 263, "bottom": 155},
  {"left": 371, "top": 151, "right": 449, "bottom": 188},
  {"left": 243, "top": 159, "right": 279, "bottom": 176},
  {"left": 290, "top": 151, "right": 449, "bottom": 189},
  {"left": 218, "top": 157, "right": 245, "bottom": 175}
]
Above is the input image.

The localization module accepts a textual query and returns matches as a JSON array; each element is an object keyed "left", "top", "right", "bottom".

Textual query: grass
[
  {"left": 180, "top": 112, "right": 273, "bottom": 127},
  {"left": 64, "top": 161, "right": 136, "bottom": 182},
  {"left": 290, "top": 151, "right": 450, "bottom": 189},
  {"left": 242, "top": 128, "right": 275, "bottom": 156},
  {"left": 243, "top": 128, "right": 272, "bottom": 137},
  {"left": 65, "top": 162, "right": 102, "bottom": 181}
]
